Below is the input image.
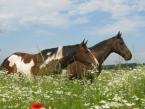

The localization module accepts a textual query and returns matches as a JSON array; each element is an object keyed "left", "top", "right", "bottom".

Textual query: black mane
[
  {"left": 62, "top": 44, "right": 79, "bottom": 57},
  {"left": 90, "top": 37, "right": 112, "bottom": 50},
  {"left": 39, "top": 44, "right": 79, "bottom": 59},
  {"left": 40, "top": 47, "right": 58, "bottom": 58}
]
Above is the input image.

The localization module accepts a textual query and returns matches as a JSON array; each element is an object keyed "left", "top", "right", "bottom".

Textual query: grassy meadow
[{"left": 0, "top": 64, "right": 145, "bottom": 109}]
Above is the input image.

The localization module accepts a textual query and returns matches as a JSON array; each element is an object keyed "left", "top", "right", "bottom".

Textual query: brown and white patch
[
  {"left": 8, "top": 54, "right": 34, "bottom": 77},
  {"left": 40, "top": 46, "right": 63, "bottom": 68}
]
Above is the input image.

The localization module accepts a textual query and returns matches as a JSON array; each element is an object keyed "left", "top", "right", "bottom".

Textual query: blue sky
[{"left": 0, "top": 0, "right": 145, "bottom": 64}]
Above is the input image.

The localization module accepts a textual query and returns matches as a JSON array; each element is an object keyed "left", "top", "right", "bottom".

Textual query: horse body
[
  {"left": 1, "top": 40, "right": 99, "bottom": 77},
  {"left": 67, "top": 32, "right": 132, "bottom": 78},
  {"left": 8, "top": 53, "right": 35, "bottom": 76}
]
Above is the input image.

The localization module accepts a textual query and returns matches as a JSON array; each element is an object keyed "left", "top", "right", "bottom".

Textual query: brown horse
[
  {"left": 1, "top": 40, "right": 99, "bottom": 77},
  {"left": 67, "top": 32, "right": 132, "bottom": 79}
]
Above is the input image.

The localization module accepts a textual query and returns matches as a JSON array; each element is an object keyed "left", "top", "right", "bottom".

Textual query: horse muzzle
[{"left": 125, "top": 53, "right": 132, "bottom": 60}]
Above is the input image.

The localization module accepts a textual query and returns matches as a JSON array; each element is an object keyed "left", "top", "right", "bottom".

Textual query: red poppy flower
[{"left": 29, "top": 101, "right": 45, "bottom": 109}]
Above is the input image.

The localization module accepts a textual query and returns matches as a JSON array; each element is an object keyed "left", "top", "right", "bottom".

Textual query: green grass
[{"left": 0, "top": 65, "right": 145, "bottom": 109}]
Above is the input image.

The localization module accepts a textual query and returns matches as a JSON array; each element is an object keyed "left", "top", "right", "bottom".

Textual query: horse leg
[
  {"left": 6, "top": 64, "right": 17, "bottom": 75},
  {"left": 97, "top": 65, "right": 102, "bottom": 77},
  {"left": 87, "top": 73, "right": 94, "bottom": 83},
  {"left": 69, "top": 72, "right": 78, "bottom": 80}
]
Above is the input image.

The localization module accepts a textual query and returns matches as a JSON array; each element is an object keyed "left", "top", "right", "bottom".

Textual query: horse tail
[{"left": 0, "top": 57, "right": 8, "bottom": 70}]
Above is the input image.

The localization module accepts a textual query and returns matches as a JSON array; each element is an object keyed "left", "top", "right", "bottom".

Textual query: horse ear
[
  {"left": 117, "top": 31, "right": 122, "bottom": 38},
  {"left": 85, "top": 40, "right": 88, "bottom": 45},
  {"left": 80, "top": 39, "right": 86, "bottom": 47},
  {"left": 81, "top": 39, "right": 85, "bottom": 44}
]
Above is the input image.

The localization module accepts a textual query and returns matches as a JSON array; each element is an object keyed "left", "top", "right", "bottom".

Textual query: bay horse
[
  {"left": 67, "top": 32, "right": 132, "bottom": 79},
  {"left": 1, "top": 40, "right": 99, "bottom": 77}
]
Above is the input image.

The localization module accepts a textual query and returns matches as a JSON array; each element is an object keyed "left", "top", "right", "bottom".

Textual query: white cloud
[
  {"left": 68, "top": 0, "right": 145, "bottom": 35},
  {"left": 34, "top": 30, "right": 56, "bottom": 37},
  {"left": 69, "top": 0, "right": 145, "bottom": 18},
  {"left": 69, "top": 0, "right": 132, "bottom": 18},
  {"left": 89, "top": 16, "right": 145, "bottom": 35},
  {"left": 0, "top": 0, "right": 71, "bottom": 30},
  {"left": 74, "top": 16, "right": 89, "bottom": 24},
  {"left": 0, "top": 0, "right": 145, "bottom": 33}
]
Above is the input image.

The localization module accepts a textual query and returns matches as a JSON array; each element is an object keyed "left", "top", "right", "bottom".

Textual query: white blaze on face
[
  {"left": 8, "top": 55, "right": 34, "bottom": 77},
  {"left": 88, "top": 49, "right": 99, "bottom": 66},
  {"left": 40, "top": 46, "right": 63, "bottom": 69}
]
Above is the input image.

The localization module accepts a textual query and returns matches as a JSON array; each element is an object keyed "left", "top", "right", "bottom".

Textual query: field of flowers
[{"left": 0, "top": 65, "right": 145, "bottom": 109}]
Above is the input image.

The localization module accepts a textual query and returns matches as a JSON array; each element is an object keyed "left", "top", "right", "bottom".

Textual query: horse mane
[
  {"left": 40, "top": 48, "right": 58, "bottom": 57},
  {"left": 90, "top": 37, "right": 113, "bottom": 49},
  {"left": 39, "top": 44, "right": 79, "bottom": 59},
  {"left": 62, "top": 44, "right": 79, "bottom": 57}
]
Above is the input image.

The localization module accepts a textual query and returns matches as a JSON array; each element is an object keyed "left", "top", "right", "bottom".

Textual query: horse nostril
[
  {"left": 127, "top": 53, "right": 132, "bottom": 60},
  {"left": 125, "top": 54, "right": 132, "bottom": 60}
]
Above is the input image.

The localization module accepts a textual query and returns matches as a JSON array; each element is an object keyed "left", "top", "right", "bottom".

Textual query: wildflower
[
  {"left": 101, "top": 103, "right": 110, "bottom": 109},
  {"left": 125, "top": 102, "right": 135, "bottom": 107},
  {"left": 29, "top": 101, "right": 45, "bottom": 109},
  {"left": 100, "top": 100, "right": 107, "bottom": 104},
  {"left": 93, "top": 105, "right": 101, "bottom": 109},
  {"left": 84, "top": 103, "right": 90, "bottom": 107},
  {"left": 132, "top": 95, "right": 139, "bottom": 101},
  {"left": 55, "top": 90, "right": 63, "bottom": 95}
]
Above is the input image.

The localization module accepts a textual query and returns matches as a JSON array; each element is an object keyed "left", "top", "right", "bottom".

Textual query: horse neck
[{"left": 90, "top": 40, "right": 113, "bottom": 65}]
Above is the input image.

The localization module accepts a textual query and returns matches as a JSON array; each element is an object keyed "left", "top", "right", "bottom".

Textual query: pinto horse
[
  {"left": 1, "top": 40, "right": 99, "bottom": 77},
  {"left": 67, "top": 32, "right": 132, "bottom": 79}
]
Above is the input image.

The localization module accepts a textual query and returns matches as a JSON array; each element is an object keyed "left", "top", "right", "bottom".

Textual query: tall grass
[{"left": 0, "top": 65, "right": 145, "bottom": 109}]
